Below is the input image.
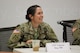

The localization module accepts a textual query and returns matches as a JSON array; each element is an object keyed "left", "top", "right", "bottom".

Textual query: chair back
[{"left": 0, "top": 27, "right": 15, "bottom": 51}]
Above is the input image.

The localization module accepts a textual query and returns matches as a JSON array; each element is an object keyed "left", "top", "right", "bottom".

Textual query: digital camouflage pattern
[
  {"left": 72, "top": 19, "right": 80, "bottom": 45},
  {"left": 8, "top": 22, "right": 58, "bottom": 49}
]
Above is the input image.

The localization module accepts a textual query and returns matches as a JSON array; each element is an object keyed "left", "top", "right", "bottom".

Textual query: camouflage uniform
[
  {"left": 8, "top": 22, "right": 58, "bottom": 49},
  {"left": 72, "top": 19, "right": 80, "bottom": 45}
]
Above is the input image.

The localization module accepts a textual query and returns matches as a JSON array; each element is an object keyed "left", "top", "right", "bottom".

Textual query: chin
[
  {"left": 39, "top": 21, "right": 43, "bottom": 24},
  {"left": 38, "top": 20, "right": 43, "bottom": 24}
]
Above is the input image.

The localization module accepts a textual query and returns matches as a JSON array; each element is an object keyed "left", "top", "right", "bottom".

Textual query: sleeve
[
  {"left": 8, "top": 25, "right": 27, "bottom": 49},
  {"left": 40, "top": 24, "right": 59, "bottom": 47}
]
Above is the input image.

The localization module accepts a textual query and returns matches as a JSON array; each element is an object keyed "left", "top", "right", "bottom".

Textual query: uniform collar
[{"left": 28, "top": 22, "right": 45, "bottom": 34}]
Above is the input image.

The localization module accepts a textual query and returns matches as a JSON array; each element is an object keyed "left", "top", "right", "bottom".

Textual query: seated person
[
  {"left": 72, "top": 19, "right": 80, "bottom": 45},
  {"left": 8, "top": 5, "right": 58, "bottom": 49}
]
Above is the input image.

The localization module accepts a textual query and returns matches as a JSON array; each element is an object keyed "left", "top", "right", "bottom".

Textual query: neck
[{"left": 31, "top": 21, "right": 39, "bottom": 28}]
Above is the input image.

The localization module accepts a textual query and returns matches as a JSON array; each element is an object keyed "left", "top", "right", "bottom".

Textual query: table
[
  {"left": 13, "top": 45, "right": 80, "bottom": 53},
  {"left": 0, "top": 51, "right": 13, "bottom": 53}
]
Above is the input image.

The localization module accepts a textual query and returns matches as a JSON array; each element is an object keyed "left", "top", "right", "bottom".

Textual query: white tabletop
[{"left": 13, "top": 45, "right": 80, "bottom": 53}]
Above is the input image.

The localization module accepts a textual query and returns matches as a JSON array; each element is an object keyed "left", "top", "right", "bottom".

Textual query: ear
[{"left": 29, "top": 14, "right": 33, "bottom": 19}]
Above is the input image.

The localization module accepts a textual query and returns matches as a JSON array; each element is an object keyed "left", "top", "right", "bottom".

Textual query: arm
[
  {"left": 8, "top": 25, "right": 28, "bottom": 49},
  {"left": 72, "top": 19, "right": 80, "bottom": 45},
  {"left": 40, "top": 24, "right": 59, "bottom": 47}
]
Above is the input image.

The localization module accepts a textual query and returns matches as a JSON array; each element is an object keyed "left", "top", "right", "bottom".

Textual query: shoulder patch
[{"left": 13, "top": 29, "right": 20, "bottom": 33}]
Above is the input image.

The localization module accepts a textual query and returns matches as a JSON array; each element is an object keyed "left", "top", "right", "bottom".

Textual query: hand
[
  {"left": 72, "top": 27, "right": 77, "bottom": 32},
  {"left": 26, "top": 40, "right": 32, "bottom": 44}
]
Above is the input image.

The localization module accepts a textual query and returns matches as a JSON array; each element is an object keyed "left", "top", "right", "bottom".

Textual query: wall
[{"left": 0, "top": 0, "right": 80, "bottom": 41}]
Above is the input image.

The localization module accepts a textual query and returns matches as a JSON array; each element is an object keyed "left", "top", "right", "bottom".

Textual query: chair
[
  {"left": 57, "top": 20, "right": 76, "bottom": 44},
  {"left": 0, "top": 26, "right": 16, "bottom": 52}
]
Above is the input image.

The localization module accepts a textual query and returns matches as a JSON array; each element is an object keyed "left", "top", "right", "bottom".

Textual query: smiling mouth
[
  {"left": 39, "top": 19, "right": 43, "bottom": 21},
  {"left": 39, "top": 18, "right": 43, "bottom": 20}
]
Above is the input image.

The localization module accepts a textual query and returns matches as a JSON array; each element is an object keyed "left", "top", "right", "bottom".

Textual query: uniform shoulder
[
  {"left": 20, "top": 22, "right": 28, "bottom": 25},
  {"left": 40, "top": 22, "right": 50, "bottom": 27},
  {"left": 17, "top": 22, "right": 29, "bottom": 27}
]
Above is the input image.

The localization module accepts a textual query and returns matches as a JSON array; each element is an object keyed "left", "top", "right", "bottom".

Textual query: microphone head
[{"left": 57, "top": 21, "right": 63, "bottom": 24}]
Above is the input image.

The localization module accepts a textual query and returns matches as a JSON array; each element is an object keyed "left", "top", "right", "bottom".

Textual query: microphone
[
  {"left": 57, "top": 21, "right": 72, "bottom": 28},
  {"left": 57, "top": 21, "right": 66, "bottom": 26},
  {"left": 57, "top": 21, "right": 64, "bottom": 25}
]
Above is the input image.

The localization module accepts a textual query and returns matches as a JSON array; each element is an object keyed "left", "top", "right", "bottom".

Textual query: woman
[{"left": 8, "top": 5, "right": 58, "bottom": 49}]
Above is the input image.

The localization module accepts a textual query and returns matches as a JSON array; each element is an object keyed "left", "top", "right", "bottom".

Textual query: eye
[{"left": 38, "top": 12, "right": 43, "bottom": 15}]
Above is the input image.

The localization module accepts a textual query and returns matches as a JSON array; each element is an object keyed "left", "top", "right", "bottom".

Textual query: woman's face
[{"left": 31, "top": 7, "right": 43, "bottom": 24}]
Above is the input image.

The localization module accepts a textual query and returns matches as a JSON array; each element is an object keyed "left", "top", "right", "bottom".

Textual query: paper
[{"left": 46, "top": 42, "right": 70, "bottom": 52}]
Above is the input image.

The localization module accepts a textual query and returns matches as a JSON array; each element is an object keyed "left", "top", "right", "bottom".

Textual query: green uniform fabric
[
  {"left": 8, "top": 22, "right": 58, "bottom": 49},
  {"left": 72, "top": 19, "right": 80, "bottom": 45}
]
